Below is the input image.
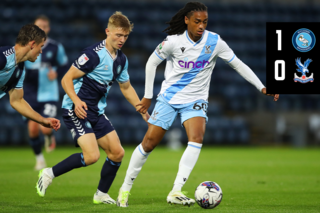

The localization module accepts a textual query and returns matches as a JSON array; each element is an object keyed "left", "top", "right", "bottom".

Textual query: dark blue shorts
[{"left": 62, "top": 109, "right": 115, "bottom": 147}]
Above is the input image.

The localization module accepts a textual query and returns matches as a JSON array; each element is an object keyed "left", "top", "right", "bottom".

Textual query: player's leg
[
  {"left": 36, "top": 133, "right": 98, "bottom": 197},
  {"left": 36, "top": 109, "right": 97, "bottom": 197},
  {"left": 54, "top": 133, "right": 99, "bottom": 173},
  {"left": 93, "top": 130, "right": 123, "bottom": 204},
  {"left": 40, "top": 125, "right": 56, "bottom": 153},
  {"left": 167, "top": 101, "right": 208, "bottom": 206},
  {"left": 117, "top": 124, "right": 166, "bottom": 207},
  {"left": 118, "top": 96, "right": 175, "bottom": 207},
  {"left": 28, "top": 120, "right": 46, "bottom": 170},
  {"left": 41, "top": 102, "right": 58, "bottom": 153},
  {"left": 172, "top": 117, "right": 205, "bottom": 191},
  {"left": 125, "top": 124, "right": 166, "bottom": 189}
]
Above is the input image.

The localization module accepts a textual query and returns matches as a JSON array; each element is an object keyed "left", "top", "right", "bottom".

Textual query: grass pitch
[{"left": 0, "top": 146, "right": 319, "bottom": 213}]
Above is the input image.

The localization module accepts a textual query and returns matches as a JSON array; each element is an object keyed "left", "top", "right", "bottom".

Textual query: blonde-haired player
[{"left": 36, "top": 12, "right": 148, "bottom": 204}]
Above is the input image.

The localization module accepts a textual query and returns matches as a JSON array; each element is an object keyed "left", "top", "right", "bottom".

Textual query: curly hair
[{"left": 163, "top": 2, "right": 207, "bottom": 35}]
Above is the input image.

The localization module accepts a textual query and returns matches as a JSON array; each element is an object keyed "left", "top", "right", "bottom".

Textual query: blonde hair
[{"left": 108, "top": 11, "right": 134, "bottom": 32}]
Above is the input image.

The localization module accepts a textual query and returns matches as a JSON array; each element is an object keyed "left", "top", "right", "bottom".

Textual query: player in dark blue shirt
[
  {"left": 24, "top": 15, "right": 68, "bottom": 171},
  {"left": 0, "top": 24, "right": 60, "bottom": 131},
  {"left": 36, "top": 11, "right": 149, "bottom": 205}
]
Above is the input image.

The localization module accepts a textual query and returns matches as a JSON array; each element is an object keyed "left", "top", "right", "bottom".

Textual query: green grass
[{"left": 0, "top": 146, "right": 319, "bottom": 213}]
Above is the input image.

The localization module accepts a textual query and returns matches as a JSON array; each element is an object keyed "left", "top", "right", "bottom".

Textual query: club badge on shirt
[{"left": 78, "top": 54, "right": 89, "bottom": 65}]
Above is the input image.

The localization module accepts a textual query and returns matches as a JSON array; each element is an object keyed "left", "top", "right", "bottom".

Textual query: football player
[
  {"left": 36, "top": 11, "right": 149, "bottom": 205},
  {"left": 0, "top": 24, "right": 60, "bottom": 132},
  {"left": 24, "top": 15, "right": 68, "bottom": 170},
  {"left": 117, "top": 2, "right": 279, "bottom": 207}
]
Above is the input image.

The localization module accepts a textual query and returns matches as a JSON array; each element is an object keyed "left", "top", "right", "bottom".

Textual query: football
[{"left": 194, "top": 181, "right": 223, "bottom": 209}]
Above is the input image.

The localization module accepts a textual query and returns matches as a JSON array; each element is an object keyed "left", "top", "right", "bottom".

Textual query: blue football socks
[
  {"left": 97, "top": 157, "right": 121, "bottom": 193},
  {"left": 52, "top": 153, "right": 86, "bottom": 177}
]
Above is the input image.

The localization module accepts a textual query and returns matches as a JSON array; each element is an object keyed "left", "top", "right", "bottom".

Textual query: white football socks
[
  {"left": 96, "top": 189, "right": 107, "bottom": 196},
  {"left": 121, "top": 144, "right": 151, "bottom": 192},
  {"left": 47, "top": 168, "right": 55, "bottom": 179},
  {"left": 36, "top": 153, "right": 45, "bottom": 162},
  {"left": 172, "top": 142, "right": 202, "bottom": 192},
  {"left": 44, "top": 135, "right": 51, "bottom": 144}
]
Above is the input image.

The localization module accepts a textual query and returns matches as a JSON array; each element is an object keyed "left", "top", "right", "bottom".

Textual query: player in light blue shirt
[
  {"left": 24, "top": 16, "right": 68, "bottom": 171},
  {"left": 0, "top": 24, "right": 60, "bottom": 132},
  {"left": 36, "top": 12, "right": 149, "bottom": 205}
]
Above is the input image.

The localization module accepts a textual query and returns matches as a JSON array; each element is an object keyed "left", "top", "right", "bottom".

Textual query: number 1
[{"left": 276, "top": 30, "right": 282, "bottom": 51}]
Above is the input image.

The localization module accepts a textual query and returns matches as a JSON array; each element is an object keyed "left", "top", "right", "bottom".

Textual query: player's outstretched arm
[
  {"left": 119, "top": 81, "right": 149, "bottom": 122},
  {"left": 61, "top": 66, "right": 87, "bottom": 119},
  {"left": 9, "top": 88, "right": 61, "bottom": 131},
  {"left": 228, "top": 57, "right": 279, "bottom": 102},
  {"left": 217, "top": 38, "right": 279, "bottom": 101}
]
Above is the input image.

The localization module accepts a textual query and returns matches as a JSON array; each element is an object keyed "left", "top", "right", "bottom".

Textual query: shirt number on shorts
[
  {"left": 44, "top": 104, "right": 57, "bottom": 117},
  {"left": 193, "top": 103, "right": 207, "bottom": 113}
]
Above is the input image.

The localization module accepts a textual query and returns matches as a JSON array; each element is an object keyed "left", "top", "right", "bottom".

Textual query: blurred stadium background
[{"left": 1, "top": 0, "right": 320, "bottom": 147}]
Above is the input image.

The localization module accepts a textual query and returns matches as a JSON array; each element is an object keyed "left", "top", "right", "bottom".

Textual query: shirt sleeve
[
  {"left": 153, "top": 37, "right": 174, "bottom": 61},
  {"left": 216, "top": 37, "right": 236, "bottom": 63},
  {"left": 228, "top": 56, "right": 265, "bottom": 92},
  {"left": 144, "top": 52, "right": 163, "bottom": 99},
  {"left": 15, "top": 68, "right": 26, "bottom": 89},
  {"left": 217, "top": 36, "right": 264, "bottom": 91},
  {"left": 116, "top": 58, "right": 130, "bottom": 83},
  {"left": 0, "top": 54, "right": 7, "bottom": 70},
  {"left": 56, "top": 43, "right": 68, "bottom": 66},
  {"left": 72, "top": 49, "right": 99, "bottom": 73}
]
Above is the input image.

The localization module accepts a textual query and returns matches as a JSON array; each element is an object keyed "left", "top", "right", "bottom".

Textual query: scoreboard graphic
[{"left": 266, "top": 23, "right": 320, "bottom": 94}]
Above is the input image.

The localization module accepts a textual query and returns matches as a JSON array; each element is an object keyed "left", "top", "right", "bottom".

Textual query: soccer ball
[{"left": 194, "top": 181, "right": 223, "bottom": 209}]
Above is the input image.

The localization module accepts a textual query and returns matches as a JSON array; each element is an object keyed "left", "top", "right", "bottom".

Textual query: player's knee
[
  {"left": 84, "top": 152, "right": 100, "bottom": 165},
  {"left": 188, "top": 135, "right": 204, "bottom": 143},
  {"left": 110, "top": 147, "right": 125, "bottom": 162},
  {"left": 29, "top": 127, "right": 39, "bottom": 138},
  {"left": 28, "top": 122, "right": 39, "bottom": 138},
  {"left": 118, "top": 147, "right": 125, "bottom": 160},
  {"left": 142, "top": 137, "right": 157, "bottom": 152}
]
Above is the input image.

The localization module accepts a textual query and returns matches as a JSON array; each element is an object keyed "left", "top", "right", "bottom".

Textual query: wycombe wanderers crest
[
  {"left": 294, "top": 58, "right": 313, "bottom": 83},
  {"left": 292, "top": 28, "right": 316, "bottom": 52}
]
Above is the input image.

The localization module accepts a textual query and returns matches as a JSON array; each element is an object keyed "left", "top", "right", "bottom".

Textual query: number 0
[
  {"left": 275, "top": 60, "right": 285, "bottom": 81},
  {"left": 276, "top": 30, "right": 282, "bottom": 51}
]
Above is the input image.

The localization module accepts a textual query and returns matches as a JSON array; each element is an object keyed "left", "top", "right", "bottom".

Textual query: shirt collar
[{"left": 185, "top": 30, "right": 205, "bottom": 46}]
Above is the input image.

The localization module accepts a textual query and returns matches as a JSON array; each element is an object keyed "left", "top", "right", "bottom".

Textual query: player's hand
[
  {"left": 136, "top": 98, "right": 152, "bottom": 114},
  {"left": 47, "top": 69, "right": 58, "bottom": 81},
  {"left": 262, "top": 88, "right": 279, "bottom": 102},
  {"left": 141, "top": 111, "right": 150, "bottom": 123},
  {"left": 74, "top": 100, "right": 88, "bottom": 119},
  {"left": 42, "top": 118, "right": 61, "bottom": 131}
]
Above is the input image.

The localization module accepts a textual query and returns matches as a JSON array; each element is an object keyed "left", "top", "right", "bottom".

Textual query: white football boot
[
  {"left": 36, "top": 168, "right": 52, "bottom": 197},
  {"left": 93, "top": 193, "right": 116, "bottom": 204},
  {"left": 116, "top": 188, "right": 130, "bottom": 207},
  {"left": 167, "top": 190, "right": 195, "bottom": 206}
]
